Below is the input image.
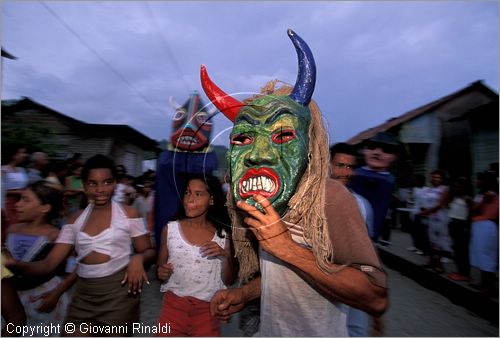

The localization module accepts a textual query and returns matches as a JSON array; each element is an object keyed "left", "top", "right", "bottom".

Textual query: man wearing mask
[{"left": 204, "top": 29, "right": 387, "bottom": 336}]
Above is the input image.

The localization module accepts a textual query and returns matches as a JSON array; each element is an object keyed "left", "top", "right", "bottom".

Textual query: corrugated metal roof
[{"left": 346, "top": 80, "right": 498, "bottom": 145}]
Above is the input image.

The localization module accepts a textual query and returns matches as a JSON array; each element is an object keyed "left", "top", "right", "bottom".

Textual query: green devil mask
[{"left": 200, "top": 29, "right": 316, "bottom": 216}]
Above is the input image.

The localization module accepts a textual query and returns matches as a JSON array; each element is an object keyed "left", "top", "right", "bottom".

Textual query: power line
[
  {"left": 39, "top": 1, "right": 165, "bottom": 116},
  {"left": 143, "top": 2, "right": 191, "bottom": 93}
]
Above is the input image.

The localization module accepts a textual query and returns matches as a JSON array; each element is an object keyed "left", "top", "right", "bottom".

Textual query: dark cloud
[{"left": 2, "top": 1, "right": 498, "bottom": 146}]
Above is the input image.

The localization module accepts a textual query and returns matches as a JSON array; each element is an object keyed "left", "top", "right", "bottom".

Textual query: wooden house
[{"left": 2, "top": 97, "right": 160, "bottom": 176}]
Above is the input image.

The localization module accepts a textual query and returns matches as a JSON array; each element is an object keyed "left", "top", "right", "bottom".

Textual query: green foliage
[{"left": 1, "top": 122, "right": 65, "bottom": 157}]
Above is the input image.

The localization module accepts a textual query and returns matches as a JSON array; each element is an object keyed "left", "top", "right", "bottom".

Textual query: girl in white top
[
  {"left": 5, "top": 154, "right": 155, "bottom": 336},
  {"left": 156, "top": 174, "right": 237, "bottom": 336}
]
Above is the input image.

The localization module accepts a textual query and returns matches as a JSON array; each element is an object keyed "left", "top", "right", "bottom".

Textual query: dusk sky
[{"left": 2, "top": 1, "right": 498, "bottom": 147}]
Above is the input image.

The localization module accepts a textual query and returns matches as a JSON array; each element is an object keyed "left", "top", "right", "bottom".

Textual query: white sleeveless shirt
[{"left": 160, "top": 221, "right": 226, "bottom": 302}]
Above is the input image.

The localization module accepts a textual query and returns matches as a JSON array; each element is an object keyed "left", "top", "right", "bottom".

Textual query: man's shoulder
[
  {"left": 325, "top": 178, "right": 358, "bottom": 210},
  {"left": 326, "top": 178, "right": 351, "bottom": 195}
]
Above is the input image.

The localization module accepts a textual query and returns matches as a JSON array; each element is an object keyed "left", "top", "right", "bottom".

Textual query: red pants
[{"left": 157, "top": 291, "right": 220, "bottom": 337}]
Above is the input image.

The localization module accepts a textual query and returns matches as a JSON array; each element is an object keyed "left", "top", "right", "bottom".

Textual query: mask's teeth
[{"left": 241, "top": 176, "right": 276, "bottom": 193}]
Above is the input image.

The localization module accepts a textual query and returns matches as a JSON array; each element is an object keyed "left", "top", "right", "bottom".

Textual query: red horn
[{"left": 200, "top": 65, "right": 244, "bottom": 122}]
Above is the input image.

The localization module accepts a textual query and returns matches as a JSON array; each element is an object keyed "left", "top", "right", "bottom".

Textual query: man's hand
[
  {"left": 237, "top": 194, "right": 293, "bottom": 257},
  {"left": 210, "top": 288, "right": 246, "bottom": 322}
]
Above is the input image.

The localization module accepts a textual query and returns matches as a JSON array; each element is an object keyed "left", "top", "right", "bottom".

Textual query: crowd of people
[
  {"left": 0, "top": 139, "right": 245, "bottom": 336},
  {"left": 1, "top": 147, "right": 156, "bottom": 233},
  {"left": 330, "top": 138, "right": 499, "bottom": 295},
  {"left": 395, "top": 164, "right": 499, "bottom": 295},
  {"left": 1, "top": 150, "right": 157, "bottom": 336},
  {"left": 1, "top": 133, "right": 498, "bottom": 337}
]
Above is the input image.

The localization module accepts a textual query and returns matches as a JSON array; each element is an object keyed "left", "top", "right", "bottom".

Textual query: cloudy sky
[{"left": 2, "top": 1, "right": 498, "bottom": 147}]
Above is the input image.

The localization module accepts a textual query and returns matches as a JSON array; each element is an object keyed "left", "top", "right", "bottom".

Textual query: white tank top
[
  {"left": 448, "top": 197, "right": 469, "bottom": 220},
  {"left": 160, "top": 221, "right": 226, "bottom": 302},
  {"left": 258, "top": 222, "right": 348, "bottom": 337}
]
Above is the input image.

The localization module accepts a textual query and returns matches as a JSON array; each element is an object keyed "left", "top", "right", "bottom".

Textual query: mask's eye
[
  {"left": 194, "top": 112, "right": 212, "bottom": 126},
  {"left": 272, "top": 129, "right": 296, "bottom": 144},
  {"left": 231, "top": 133, "right": 253, "bottom": 146},
  {"left": 173, "top": 109, "right": 187, "bottom": 122}
]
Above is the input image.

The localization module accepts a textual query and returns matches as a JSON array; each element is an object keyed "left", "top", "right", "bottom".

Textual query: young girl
[
  {"left": 156, "top": 174, "right": 237, "bottom": 336},
  {"left": 5, "top": 181, "right": 75, "bottom": 333},
  {"left": 5, "top": 155, "right": 155, "bottom": 336}
]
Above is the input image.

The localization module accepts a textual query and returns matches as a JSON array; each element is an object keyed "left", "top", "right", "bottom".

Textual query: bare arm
[
  {"left": 4, "top": 243, "right": 73, "bottom": 277},
  {"left": 210, "top": 276, "right": 261, "bottom": 321},
  {"left": 199, "top": 233, "right": 238, "bottom": 286},
  {"left": 35, "top": 271, "right": 78, "bottom": 313},
  {"left": 277, "top": 241, "right": 387, "bottom": 316},
  {"left": 1, "top": 277, "right": 26, "bottom": 335},
  {"left": 49, "top": 271, "right": 78, "bottom": 298},
  {"left": 238, "top": 189, "right": 388, "bottom": 317},
  {"left": 156, "top": 225, "right": 169, "bottom": 268},
  {"left": 126, "top": 205, "right": 155, "bottom": 266},
  {"left": 156, "top": 224, "right": 174, "bottom": 282},
  {"left": 131, "top": 234, "right": 155, "bottom": 264},
  {"left": 121, "top": 205, "right": 156, "bottom": 294}
]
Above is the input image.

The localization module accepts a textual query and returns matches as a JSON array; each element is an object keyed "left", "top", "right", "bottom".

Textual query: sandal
[
  {"left": 448, "top": 272, "right": 470, "bottom": 282},
  {"left": 433, "top": 266, "right": 444, "bottom": 273}
]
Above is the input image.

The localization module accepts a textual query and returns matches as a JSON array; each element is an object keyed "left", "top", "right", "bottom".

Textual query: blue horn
[{"left": 288, "top": 29, "right": 316, "bottom": 106}]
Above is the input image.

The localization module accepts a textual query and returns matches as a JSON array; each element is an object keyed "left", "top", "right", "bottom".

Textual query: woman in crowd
[
  {"left": 156, "top": 174, "right": 237, "bottom": 336},
  {"left": 409, "top": 174, "right": 429, "bottom": 255},
  {"left": 447, "top": 176, "right": 473, "bottom": 282},
  {"left": 1, "top": 144, "right": 29, "bottom": 228},
  {"left": 468, "top": 171, "right": 499, "bottom": 295},
  {"left": 132, "top": 180, "right": 154, "bottom": 227},
  {"left": 44, "top": 161, "right": 68, "bottom": 192},
  {"left": 419, "top": 169, "right": 452, "bottom": 273},
  {"left": 5, "top": 181, "right": 76, "bottom": 332},
  {"left": 64, "top": 163, "right": 85, "bottom": 214},
  {"left": 4, "top": 154, "right": 155, "bottom": 336}
]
